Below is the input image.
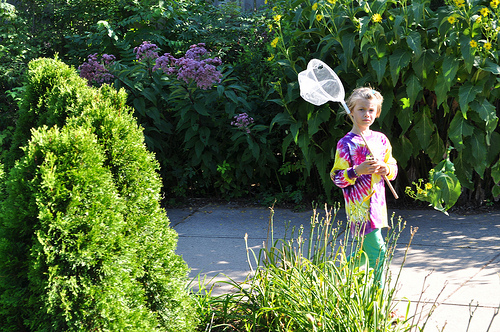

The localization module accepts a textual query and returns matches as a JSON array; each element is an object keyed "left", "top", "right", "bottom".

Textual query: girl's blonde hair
[{"left": 346, "top": 87, "right": 384, "bottom": 117}]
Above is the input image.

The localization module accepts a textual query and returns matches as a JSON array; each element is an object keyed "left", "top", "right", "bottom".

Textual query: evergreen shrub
[{"left": 0, "top": 58, "right": 196, "bottom": 331}]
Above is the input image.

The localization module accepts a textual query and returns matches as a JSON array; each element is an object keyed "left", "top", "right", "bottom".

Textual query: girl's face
[{"left": 350, "top": 98, "right": 380, "bottom": 132}]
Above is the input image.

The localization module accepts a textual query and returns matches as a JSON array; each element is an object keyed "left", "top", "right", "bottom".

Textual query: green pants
[{"left": 348, "top": 228, "right": 387, "bottom": 285}]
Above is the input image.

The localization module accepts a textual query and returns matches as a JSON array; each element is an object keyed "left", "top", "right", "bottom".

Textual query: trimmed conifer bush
[{"left": 0, "top": 58, "right": 196, "bottom": 331}]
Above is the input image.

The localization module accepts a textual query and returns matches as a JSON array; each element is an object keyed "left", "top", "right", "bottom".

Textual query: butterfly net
[{"left": 298, "top": 59, "right": 345, "bottom": 106}]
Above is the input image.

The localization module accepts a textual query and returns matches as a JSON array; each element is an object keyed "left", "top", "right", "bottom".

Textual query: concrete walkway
[{"left": 169, "top": 204, "right": 500, "bottom": 332}]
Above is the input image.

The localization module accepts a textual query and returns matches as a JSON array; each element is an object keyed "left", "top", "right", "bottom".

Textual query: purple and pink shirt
[{"left": 330, "top": 131, "right": 397, "bottom": 235}]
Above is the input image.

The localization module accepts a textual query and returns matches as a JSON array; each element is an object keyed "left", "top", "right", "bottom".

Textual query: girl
[{"left": 330, "top": 87, "right": 397, "bottom": 285}]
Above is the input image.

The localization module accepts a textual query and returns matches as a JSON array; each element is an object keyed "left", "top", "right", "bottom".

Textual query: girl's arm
[{"left": 330, "top": 141, "right": 358, "bottom": 188}]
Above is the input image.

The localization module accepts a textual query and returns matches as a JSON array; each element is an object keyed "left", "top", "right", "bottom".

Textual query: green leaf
[
  {"left": 481, "top": 58, "right": 500, "bottom": 75},
  {"left": 413, "top": 109, "right": 434, "bottom": 150},
  {"left": 465, "top": 130, "right": 487, "bottom": 177},
  {"left": 458, "top": 82, "right": 483, "bottom": 119},
  {"left": 406, "top": 73, "right": 422, "bottom": 108},
  {"left": 341, "top": 33, "right": 356, "bottom": 70},
  {"left": 470, "top": 99, "right": 496, "bottom": 123},
  {"left": 460, "top": 35, "right": 474, "bottom": 73},
  {"left": 406, "top": 31, "right": 422, "bottom": 59},
  {"left": 454, "top": 151, "right": 474, "bottom": 188},
  {"left": 492, "top": 159, "right": 500, "bottom": 183},
  {"left": 428, "top": 133, "right": 446, "bottom": 164},
  {"left": 448, "top": 112, "right": 474, "bottom": 151},
  {"left": 369, "top": 57, "right": 387, "bottom": 84},
  {"left": 393, "top": 135, "right": 413, "bottom": 168},
  {"left": 389, "top": 49, "right": 412, "bottom": 86},
  {"left": 397, "top": 103, "right": 413, "bottom": 135},
  {"left": 194, "top": 102, "right": 210, "bottom": 116},
  {"left": 199, "top": 127, "right": 210, "bottom": 146}
]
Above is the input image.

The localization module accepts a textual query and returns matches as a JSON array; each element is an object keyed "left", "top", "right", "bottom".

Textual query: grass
[{"left": 190, "top": 203, "right": 419, "bottom": 331}]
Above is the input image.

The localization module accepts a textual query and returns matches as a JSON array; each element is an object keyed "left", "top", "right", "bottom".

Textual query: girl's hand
[
  {"left": 354, "top": 160, "right": 389, "bottom": 176},
  {"left": 354, "top": 160, "right": 379, "bottom": 175}
]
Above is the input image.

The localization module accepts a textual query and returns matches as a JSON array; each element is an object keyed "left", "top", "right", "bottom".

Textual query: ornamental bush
[{"left": 0, "top": 58, "right": 196, "bottom": 331}]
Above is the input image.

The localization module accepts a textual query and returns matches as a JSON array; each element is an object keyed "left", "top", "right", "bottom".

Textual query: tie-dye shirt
[{"left": 330, "top": 131, "right": 397, "bottom": 235}]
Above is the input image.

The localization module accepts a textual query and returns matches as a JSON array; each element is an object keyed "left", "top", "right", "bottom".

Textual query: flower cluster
[
  {"left": 153, "top": 43, "right": 223, "bottom": 90},
  {"left": 134, "top": 41, "right": 159, "bottom": 62},
  {"left": 231, "top": 113, "right": 254, "bottom": 133},
  {"left": 78, "top": 53, "right": 116, "bottom": 87}
]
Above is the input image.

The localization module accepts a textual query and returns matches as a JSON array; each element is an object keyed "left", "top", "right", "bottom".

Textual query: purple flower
[
  {"left": 134, "top": 41, "right": 159, "bottom": 62},
  {"left": 153, "top": 43, "right": 223, "bottom": 90},
  {"left": 231, "top": 113, "right": 254, "bottom": 133},
  {"left": 78, "top": 53, "right": 116, "bottom": 86}
]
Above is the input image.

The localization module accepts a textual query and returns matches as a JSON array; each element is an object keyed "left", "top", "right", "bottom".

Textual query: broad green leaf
[
  {"left": 389, "top": 49, "right": 412, "bottom": 85},
  {"left": 493, "top": 184, "right": 500, "bottom": 198},
  {"left": 486, "top": 132, "right": 500, "bottom": 166},
  {"left": 397, "top": 103, "right": 413, "bottom": 135},
  {"left": 460, "top": 35, "right": 474, "bottom": 73},
  {"left": 491, "top": 159, "right": 500, "bottom": 183},
  {"left": 370, "top": 57, "right": 387, "bottom": 84},
  {"left": 433, "top": 170, "right": 461, "bottom": 210},
  {"left": 412, "top": 2, "right": 425, "bottom": 24},
  {"left": 428, "top": 133, "right": 446, "bottom": 164},
  {"left": 270, "top": 112, "right": 295, "bottom": 130},
  {"left": 406, "top": 31, "right": 422, "bottom": 59},
  {"left": 406, "top": 73, "right": 422, "bottom": 108},
  {"left": 470, "top": 99, "right": 496, "bottom": 123},
  {"left": 413, "top": 50, "right": 438, "bottom": 82},
  {"left": 307, "top": 107, "right": 330, "bottom": 136},
  {"left": 412, "top": 109, "right": 434, "bottom": 150},
  {"left": 194, "top": 102, "right": 210, "bottom": 116},
  {"left": 393, "top": 135, "right": 413, "bottom": 168},
  {"left": 453, "top": 151, "right": 474, "bottom": 189},
  {"left": 195, "top": 140, "right": 204, "bottom": 159},
  {"left": 341, "top": 33, "right": 356, "bottom": 71},
  {"left": 199, "top": 127, "right": 210, "bottom": 146},
  {"left": 458, "top": 82, "right": 483, "bottom": 118},
  {"left": 465, "top": 130, "right": 487, "bottom": 177},
  {"left": 448, "top": 112, "right": 474, "bottom": 151},
  {"left": 481, "top": 58, "right": 500, "bottom": 75},
  {"left": 290, "top": 121, "right": 302, "bottom": 143}
]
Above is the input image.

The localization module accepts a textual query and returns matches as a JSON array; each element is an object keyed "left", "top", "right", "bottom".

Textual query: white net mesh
[{"left": 298, "top": 59, "right": 345, "bottom": 106}]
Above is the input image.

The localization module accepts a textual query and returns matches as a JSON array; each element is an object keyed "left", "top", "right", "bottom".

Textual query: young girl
[{"left": 330, "top": 87, "right": 397, "bottom": 284}]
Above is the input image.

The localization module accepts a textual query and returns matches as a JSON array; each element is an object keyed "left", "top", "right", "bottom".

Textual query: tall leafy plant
[{"left": 267, "top": 0, "right": 500, "bottom": 206}]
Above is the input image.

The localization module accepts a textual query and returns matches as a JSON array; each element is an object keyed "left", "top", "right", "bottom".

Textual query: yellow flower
[
  {"left": 327, "top": 0, "right": 336, "bottom": 3},
  {"left": 273, "top": 14, "right": 282, "bottom": 22},
  {"left": 454, "top": 0, "right": 465, "bottom": 7},
  {"left": 476, "top": 16, "right": 482, "bottom": 23},
  {"left": 480, "top": 7, "right": 489, "bottom": 16},
  {"left": 312, "top": 3, "right": 318, "bottom": 10},
  {"left": 265, "top": 0, "right": 268, "bottom": 3},
  {"left": 271, "top": 37, "right": 279, "bottom": 48},
  {"left": 267, "top": 54, "right": 275, "bottom": 61},
  {"left": 485, "top": 42, "right": 492, "bottom": 50},
  {"left": 372, "top": 13, "right": 382, "bottom": 23},
  {"left": 470, "top": 39, "right": 478, "bottom": 47},
  {"left": 316, "top": 14, "right": 323, "bottom": 21},
  {"left": 447, "top": 16, "right": 456, "bottom": 24},
  {"left": 272, "top": 6, "right": 277, "bottom": 11},
  {"left": 425, "top": 183, "right": 433, "bottom": 190},
  {"left": 268, "top": 24, "right": 273, "bottom": 32},
  {"left": 491, "top": 0, "right": 499, "bottom": 8}
]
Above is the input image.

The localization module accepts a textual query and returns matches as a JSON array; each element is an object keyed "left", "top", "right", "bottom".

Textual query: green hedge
[{"left": 0, "top": 58, "right": 196, "bottom": 331}]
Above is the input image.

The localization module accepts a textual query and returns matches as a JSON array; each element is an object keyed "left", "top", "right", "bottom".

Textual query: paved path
[{"left": 169, "top": 204, "right": 500, "bottom": 332}]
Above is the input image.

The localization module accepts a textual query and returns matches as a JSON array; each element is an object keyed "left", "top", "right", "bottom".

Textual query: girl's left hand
[{"left": 372, "top": 160, "right": 389, "bottom": 176}]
